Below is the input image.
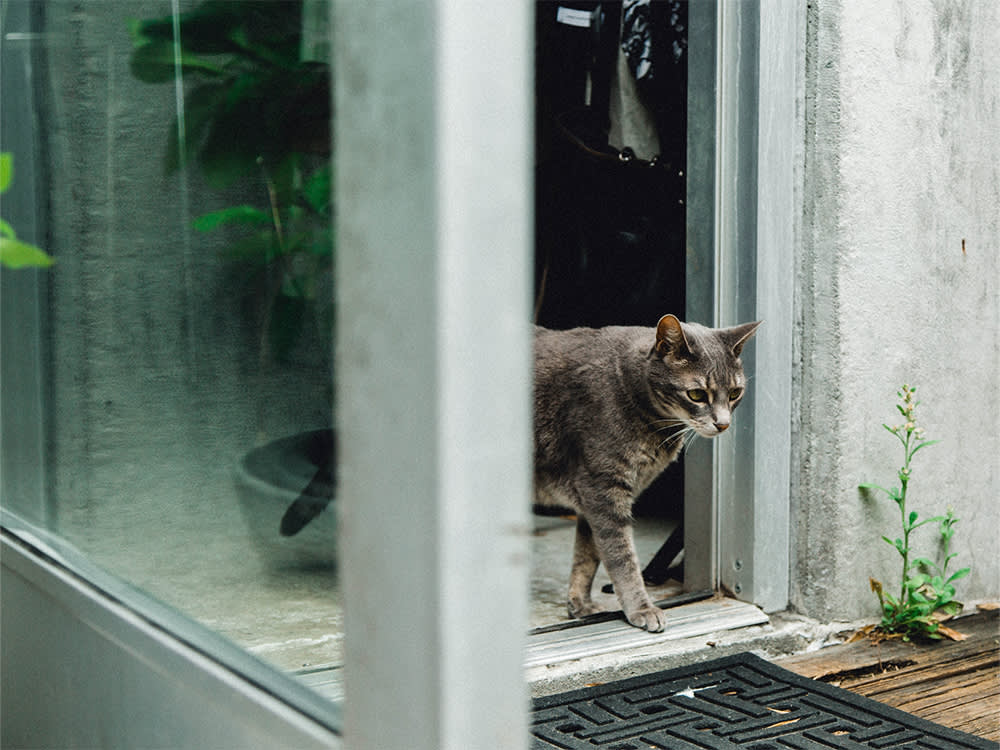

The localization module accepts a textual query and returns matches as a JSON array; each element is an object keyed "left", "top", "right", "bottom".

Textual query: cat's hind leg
[{"left": 567, "top": 517, "right": 603, "bottom": 619}]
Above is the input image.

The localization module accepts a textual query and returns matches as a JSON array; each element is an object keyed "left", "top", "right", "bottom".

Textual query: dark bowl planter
[{"left": 235, "top": 428, "right": 336, "bottom": 569}]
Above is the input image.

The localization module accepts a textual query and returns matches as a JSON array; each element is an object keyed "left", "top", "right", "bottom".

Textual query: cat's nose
[{"left": 714, "top": 422, "right": 729, "bottom": 433}]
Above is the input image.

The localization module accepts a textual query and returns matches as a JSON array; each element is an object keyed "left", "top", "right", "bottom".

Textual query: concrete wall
[{"left": 794, "top": 0, "right": 1000, "bottom": 620}]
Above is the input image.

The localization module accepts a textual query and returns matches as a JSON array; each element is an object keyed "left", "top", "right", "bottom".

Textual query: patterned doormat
[{"left": 531, "top": 652, "right": 996, "bottom": 749}]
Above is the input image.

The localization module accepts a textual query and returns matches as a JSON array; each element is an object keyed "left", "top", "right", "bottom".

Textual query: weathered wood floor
[{"left": 777, "top": 609, "right": 1000, "bottom": 743}]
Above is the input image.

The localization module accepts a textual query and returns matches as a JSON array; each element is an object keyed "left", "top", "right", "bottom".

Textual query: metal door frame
[{"left": 684, "top": 0, "right": 799, "bottom": 613}]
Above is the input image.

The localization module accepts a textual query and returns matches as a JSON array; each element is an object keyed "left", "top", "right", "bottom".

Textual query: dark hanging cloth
[
  {"left": 621, "top": 0, "right": 655, "bottom": 81},
  {"left": 534, "top": 1, "right": 687, "bottom": 331},
  {"left": 621, "top": 0, "right": 687, "bottom": 163}
]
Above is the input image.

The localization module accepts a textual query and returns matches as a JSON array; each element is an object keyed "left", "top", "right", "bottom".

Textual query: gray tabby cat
[{"left": 534, "top": 314, "right": 760, "bottom": 632}]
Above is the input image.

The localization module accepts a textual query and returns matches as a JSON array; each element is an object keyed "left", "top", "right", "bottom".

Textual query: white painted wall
[{"left": 794, "top": 0, "right": 1000, "bottom": 620}]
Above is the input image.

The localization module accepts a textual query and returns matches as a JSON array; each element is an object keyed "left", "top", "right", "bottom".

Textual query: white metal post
[{"left": 335, "top": 3, "right": 532, "bottom": 749}]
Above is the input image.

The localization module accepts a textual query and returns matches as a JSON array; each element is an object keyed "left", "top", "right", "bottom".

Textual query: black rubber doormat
[{"left": 531, "top": 652, "right": 997, "bottom": 749}]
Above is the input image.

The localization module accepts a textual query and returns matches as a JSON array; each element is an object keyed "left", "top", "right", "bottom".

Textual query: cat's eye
[
  {"left": 687, "top": 389, "right": 708, "bottom": 403},
  {"left": 729, "top": 388, "right": 743, "bottom": 401}
]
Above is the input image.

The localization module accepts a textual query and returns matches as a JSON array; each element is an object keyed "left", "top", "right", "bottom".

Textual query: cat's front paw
[
  {"left": 568, "top": 599, "right": 605, "bottom": 619},
  {"left": 626, "top": 605, "right": 668, "bottom": 632}
]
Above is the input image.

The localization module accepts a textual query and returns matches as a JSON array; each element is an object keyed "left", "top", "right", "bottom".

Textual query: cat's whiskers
[
  {"left": 649, "top": 416, "right": 687, "bottom": 428},
  {"left": 654, "top": 424, "right": 695, "bottom": 452},
  {"left": 651, "top": 421, "right": 687, "bottom": 439},
  {"left": 679, "top": 428, "right": 700, "bottom": 453},
  {"left": 679, "top": 426, "right": 704, "bottom": 452}
]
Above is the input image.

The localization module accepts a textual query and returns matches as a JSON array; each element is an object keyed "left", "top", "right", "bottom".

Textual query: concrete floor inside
[{"left": 59, "top": 476, "right": 682, "bottom": 673}]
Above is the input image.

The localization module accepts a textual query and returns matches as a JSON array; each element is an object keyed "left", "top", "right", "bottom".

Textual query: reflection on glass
[{"left": 1, "top": 0, "right": 338, "bottom": 672}]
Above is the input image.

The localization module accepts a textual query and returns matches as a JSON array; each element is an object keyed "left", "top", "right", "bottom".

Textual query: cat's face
[
  {"left": 647, "top": 315, "right": 761, "bottom": 439},
  {"left": 668, "top": 362, "right": 747, "bottom": 437}
]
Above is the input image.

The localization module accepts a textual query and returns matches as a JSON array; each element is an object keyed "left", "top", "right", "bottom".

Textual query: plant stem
[
  {"left": 895, "top": 387, "right": 916, "bottom": 611},
  {"left": 898, "top": 470, "right": 910, "bottom": 609}
]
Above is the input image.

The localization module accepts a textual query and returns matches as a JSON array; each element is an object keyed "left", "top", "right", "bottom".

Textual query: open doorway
[{"left": 530, "top": 1, "right": 695, "bottom": 629}]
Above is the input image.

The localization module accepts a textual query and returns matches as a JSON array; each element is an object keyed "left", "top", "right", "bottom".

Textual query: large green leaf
[
  {"left": 222, "top": 1, "right": 305, "bottom": 65},
  {"left": 302, "top": 164, "right": 332, "bottom": 215},
  {"left": 305, "top": 229, "right": 334, "bottom": 258},
  {"left": 129, "top": 3, "right": 247, "bottom": 54},
  {"left": 221, "top": 231, "right": 278, "bottom": 264},
  {"left": 164, "top": 82, "right": 227, "bottom": 174},
  {"left": 0, "top": 153, "right": 12, "bottom": 193},
  {"left": 130, "top": 1, "right": 303, "bottom": 74},
  {"left": 193, "top": 71, "right": 281, "bottom": 186},
  {"left": 192, "top": 205, "right": 271, "bottom": 232},
  {"left": 0, "top": 237, "right": 55, "bottom": 269},
  {"left": 130, "top": 41, "right": 224, "bottom": 84},
  {"left": 946, "top": 567, "right": 971, "bottom": 584}
]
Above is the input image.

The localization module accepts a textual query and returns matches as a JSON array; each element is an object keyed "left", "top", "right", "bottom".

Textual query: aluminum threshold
[{"left": 297, "top": 597, "right": 768, "bottom": 703}]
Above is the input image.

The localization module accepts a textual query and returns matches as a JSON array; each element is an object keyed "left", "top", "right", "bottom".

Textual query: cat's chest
[{"left": 632, "top": 434, "right": 683, "bottom": 495}]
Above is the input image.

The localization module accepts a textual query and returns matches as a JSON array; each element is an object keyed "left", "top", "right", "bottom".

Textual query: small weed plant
[{"left": 859, "top": 385, "right": 970, "bottom": 641}]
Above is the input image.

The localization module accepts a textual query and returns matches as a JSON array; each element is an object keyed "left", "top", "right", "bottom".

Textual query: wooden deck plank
[
  {"left": 777, "top": 610, "right": 1000, "bottom": 743},
  {"left": 846, "top": 651, "right": 995, "bottom": 696}
]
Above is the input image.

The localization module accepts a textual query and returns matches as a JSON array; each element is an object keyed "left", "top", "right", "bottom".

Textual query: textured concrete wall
[{"left": 794, "top": 0, "right": 1000, "bottom": 620}]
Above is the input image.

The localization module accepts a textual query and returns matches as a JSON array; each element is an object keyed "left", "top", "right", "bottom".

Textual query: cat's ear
[
  {"left": 724, "top": 321, "right": 762, "bottom": 357},
  {"left": 654, "top": 314, "right": 693, "bottom": 359}
]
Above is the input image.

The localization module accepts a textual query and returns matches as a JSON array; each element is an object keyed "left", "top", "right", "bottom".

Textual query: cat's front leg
[
  {"left": 591, "top": 511, "right": 667, "bottom": 632},
  {"left": 567, "top": 517, "right": 603, "bottom": 618}
]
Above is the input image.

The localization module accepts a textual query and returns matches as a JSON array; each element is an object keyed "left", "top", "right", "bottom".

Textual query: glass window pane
[{"left": 2, "top": 0, "right": 340, "bottom": 673}]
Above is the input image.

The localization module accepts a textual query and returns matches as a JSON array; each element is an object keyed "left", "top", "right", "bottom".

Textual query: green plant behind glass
[
  {"left": 128, "top": 1, "right": 329, "bottom": 187},
  {"left": 0, "top": 153, "right": 55, "bottom": 270},
  {"left": 129, "top": 1, "right": 332, "bottom": 363},
  {"left": 859, "top": 385, "right": 970, "bottom": 640}
]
